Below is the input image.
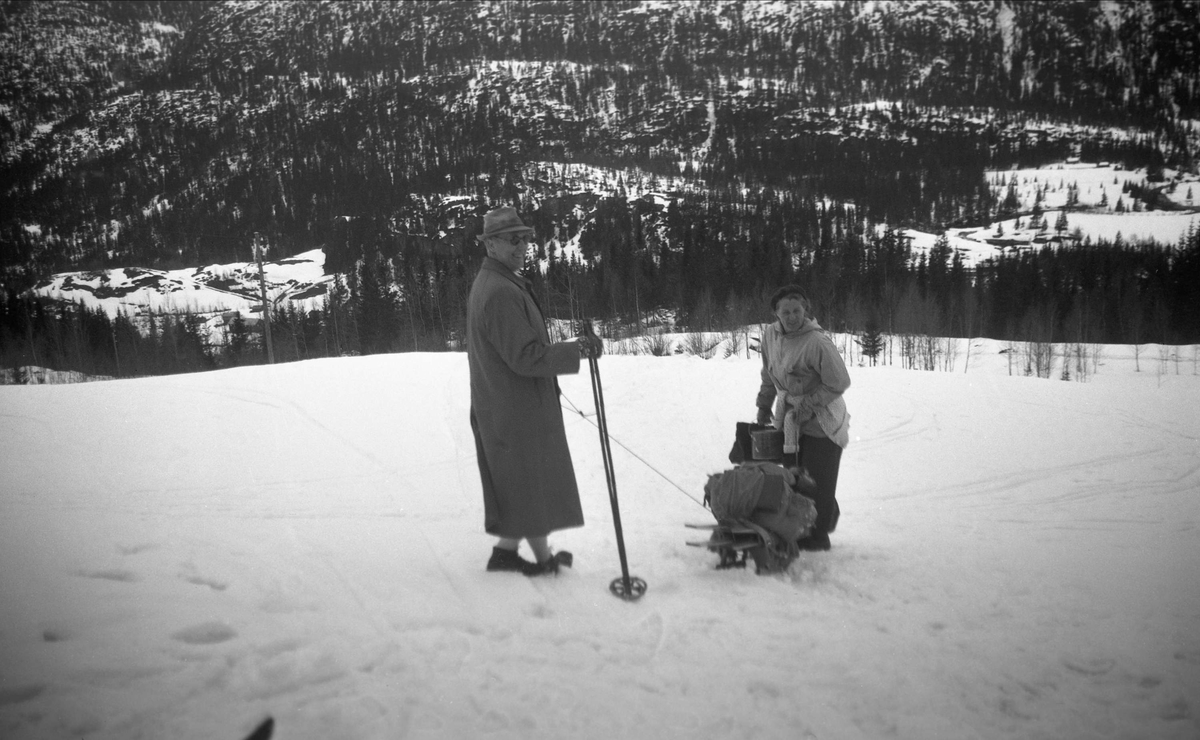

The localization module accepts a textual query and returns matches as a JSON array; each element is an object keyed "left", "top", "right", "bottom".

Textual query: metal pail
[{"left": 750, "top": 428, "right": 784, "bottom": 460}]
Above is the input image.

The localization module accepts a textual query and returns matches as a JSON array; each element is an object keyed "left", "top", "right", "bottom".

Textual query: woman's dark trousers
[{"left": 790, "top": 435, "right": 842, "bottom": 535}]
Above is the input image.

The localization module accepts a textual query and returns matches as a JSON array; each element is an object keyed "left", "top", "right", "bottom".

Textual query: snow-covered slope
[
  {"left": 1, "top": 351, "right": 1198, "bottom": 739},
  {"left": 31, "top": 248, "right": 332, "bottom": 319}
]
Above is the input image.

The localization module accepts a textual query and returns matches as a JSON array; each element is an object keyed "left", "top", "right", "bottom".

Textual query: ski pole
[{"left": 578, "top": 320, "right": 646, "bottom": 602}]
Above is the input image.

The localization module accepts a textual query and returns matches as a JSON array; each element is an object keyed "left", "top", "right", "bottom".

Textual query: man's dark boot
[{"left": 487, "top": 546, "right": 535, "bottom": 572}]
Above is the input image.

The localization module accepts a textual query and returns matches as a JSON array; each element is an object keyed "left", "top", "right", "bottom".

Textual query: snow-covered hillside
[
  {"left": 31, "top": 248, "right": 331, "bottom": 320},
  {"left": 1, "top": 350, "right": 1197, "bottom": 739}
]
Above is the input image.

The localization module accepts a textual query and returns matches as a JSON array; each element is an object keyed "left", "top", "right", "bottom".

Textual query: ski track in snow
[{"left": 1, "top": 353, "right": 1198, "bottom": 739}]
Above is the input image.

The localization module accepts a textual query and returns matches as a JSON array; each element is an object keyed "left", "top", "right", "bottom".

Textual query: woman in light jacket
[{"left": 755, "top": 285, "right": 851, "bottom": 551}]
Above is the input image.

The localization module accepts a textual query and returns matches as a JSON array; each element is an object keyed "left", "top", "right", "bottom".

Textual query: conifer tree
[{"left": 857, "top": 322, "right": 885, "bottom": 366}]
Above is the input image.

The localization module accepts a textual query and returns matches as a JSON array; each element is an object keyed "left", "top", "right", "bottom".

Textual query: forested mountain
[{"left": 2, "top": 0, "right": 1199, "bottom": 377}]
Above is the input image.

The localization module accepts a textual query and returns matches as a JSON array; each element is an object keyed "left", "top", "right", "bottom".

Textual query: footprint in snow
[
  {"left": 183, "top": 574, "right": 228, "bottom": 591},
  {"left": 171, "top": 621, "right": 238, "bottom": 645},
  {"left": 524, "top": 603, "right": 553, "bottom": 619},
  {"left": 76, "top": 568, "right": 139, "bottom": 583},
  {"left": 41, "top": 626, "right": 71, "bottom": 642},
  {"left": 1062, "top": 655, "right": 1115, "bottom": 676},
  {"left": 179, "top": 562, "right": 229, "bottom": 591},
  {"left": 0, "top": 683, "right": 45, "bottom": 706}
]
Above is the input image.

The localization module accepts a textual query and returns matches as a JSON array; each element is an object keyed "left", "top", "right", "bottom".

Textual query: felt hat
[{"left": 477, "top": 206, "right": 535, "bottom": 241}]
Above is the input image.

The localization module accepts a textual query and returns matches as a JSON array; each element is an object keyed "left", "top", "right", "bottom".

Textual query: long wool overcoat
[{"left": 467, "top": 257, "right": 585, "bottom": 539}]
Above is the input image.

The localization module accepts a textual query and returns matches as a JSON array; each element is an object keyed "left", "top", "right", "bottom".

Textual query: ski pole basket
[{"left": 578, "top": 319, "right": 647, "bottom": 602}]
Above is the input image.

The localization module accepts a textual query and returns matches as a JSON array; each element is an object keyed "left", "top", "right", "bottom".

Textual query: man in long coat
[{"left": 467, "top": 206, "right": 600, "bottom": 576}]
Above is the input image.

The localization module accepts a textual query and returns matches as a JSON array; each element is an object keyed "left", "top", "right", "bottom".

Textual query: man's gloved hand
[
  {"left": 579, "top": 333, "right": 604, "bottom": 359},
  {"left": 756, "top": 407, "right": 772, "bottom": 426}
]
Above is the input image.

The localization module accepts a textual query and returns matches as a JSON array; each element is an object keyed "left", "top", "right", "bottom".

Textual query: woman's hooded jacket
[{"left": 756, "top": 318, "right": 851, "bottom": 452}]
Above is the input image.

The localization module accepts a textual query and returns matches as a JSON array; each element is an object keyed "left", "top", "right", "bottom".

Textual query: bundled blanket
[{"left": 703, "top": 462, "right": 818, "bottom": 544}]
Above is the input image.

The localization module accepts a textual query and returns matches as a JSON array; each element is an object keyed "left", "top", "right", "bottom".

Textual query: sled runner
[
  {"left": 686, "top": 520, "right": 799, "bottom": 574},
  {"left": 687, "top": 458, "right": 819, "bottom": 575}
]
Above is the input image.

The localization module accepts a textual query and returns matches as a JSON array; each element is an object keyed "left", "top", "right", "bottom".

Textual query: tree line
[
  {"left": 5, "top": 198, "right": 1197, "bottom": 381},
  {"left": 527, "top": 194, "right": 1200, "bottom": 347},
  {"left": 0, "top": 294, "right": 212, "bottom": 380}
]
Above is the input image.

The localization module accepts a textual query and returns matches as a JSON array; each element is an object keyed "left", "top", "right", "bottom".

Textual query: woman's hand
[{"left": 786, "top": 393, "right": 812, "bottom": 412}]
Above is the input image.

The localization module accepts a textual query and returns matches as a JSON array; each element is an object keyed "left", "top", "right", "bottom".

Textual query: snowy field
[
  {"left": 904, "top": 162, "right": 1200, "bottom": 267},
  {"left": 2, "top": 347, "right": 1198, "bottom": 739},
  {"left": 906, "top": 207, "right": 1200, "bottom": 268}
]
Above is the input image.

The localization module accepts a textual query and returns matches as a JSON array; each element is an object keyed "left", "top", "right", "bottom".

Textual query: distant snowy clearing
[
  {"left": 903, "top": 162, "right": 1199, "bottom": 266},
  {"left": 904, "top": 209, "right": 1200, "bottom": 267}
]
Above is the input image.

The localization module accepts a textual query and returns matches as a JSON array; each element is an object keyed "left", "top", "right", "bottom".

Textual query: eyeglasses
[{"left": 501, "top": 232, "right": 533, "bottom": 246}]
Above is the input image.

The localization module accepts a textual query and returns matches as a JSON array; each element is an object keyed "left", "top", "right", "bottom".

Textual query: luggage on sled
[{"left": 686, "top": 423, "right": 818, "bottom": 575}]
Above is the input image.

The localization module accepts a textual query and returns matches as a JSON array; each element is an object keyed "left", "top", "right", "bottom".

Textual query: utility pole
[
  {"left": 254, "top": 232, "right": 275, "bottom": 364},
  {"left": 112, "top": 319, "right": 121, "bottom": 377}
]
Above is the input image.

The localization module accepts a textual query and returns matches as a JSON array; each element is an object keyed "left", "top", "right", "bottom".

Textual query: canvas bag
[{"left": 704, "top": 462, "right": 818, "bottom": 543}]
